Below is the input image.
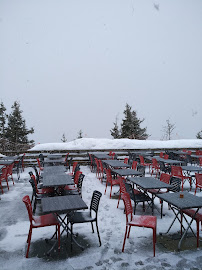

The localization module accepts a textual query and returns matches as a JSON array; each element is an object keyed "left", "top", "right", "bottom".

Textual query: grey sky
[{"left": 1, "top": 0, "right": 202, "bottom": 143}]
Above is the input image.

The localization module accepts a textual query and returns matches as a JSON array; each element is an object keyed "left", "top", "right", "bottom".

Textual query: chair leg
[
  {"left": 197, "top": 221, "right": 199, "bottom": 248},
  {"left": 91, "top": 222, "right": 94, "bottom": 233},
  {"left": 127, "top": 225, "right": 131, "bottom": 238},
  {"left": 71, "top": 223, "right": 73, "bottom": 252},
  {"left": 26, "top": 227, "right": 32, "bottom": 258},
  {"left": 153, "top": 228, "right": 156, "bottom": 257},
  {"left": 122, "top": 225, "right": 128, "bottom": 252},
  {"left": 96, "top": 221, "right": 101, "bottom": 246},
  {"left": 57, "top": 225, "right": 60, "bottom": 252}
]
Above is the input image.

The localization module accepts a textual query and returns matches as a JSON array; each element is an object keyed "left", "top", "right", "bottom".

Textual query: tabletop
[
  {"left": 181, "top": 165, "right": 202, "bottom": 172},
  {"left": 128, "top": 176, "right": 172, "bottom": 190},
  {"left": 43, "top": 165, "right": 66, "bottom": 175},
  {"left": 102, "top": 160, "right": 131, "bottom": 168},
  {"left": 46, "top": 154, "right": 63, "bottom": 159},
  {"left": 42, "top": 172, "right": 73, "bottom": 187},
  {"left": 0, "top": 160, "right": 14, "bottom": 165},
  {"left": 157, "top": 191, "right": 202, "bottom": 210},
  {"left": 42, "top": 195, "right": 88, "bottom": 214},
  {"left": 91, "top": 153, "right": 111, "bottom": 160},
  {"left": 112, "top": 168, "right": 142, "bottom": 177}
]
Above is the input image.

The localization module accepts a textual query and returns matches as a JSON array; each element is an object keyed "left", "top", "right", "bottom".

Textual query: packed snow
[{"left": 29, "top": 138, "right": 202, "bottom": 151}]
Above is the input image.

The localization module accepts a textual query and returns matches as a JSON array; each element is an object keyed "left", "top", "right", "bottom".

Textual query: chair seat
[
  {"left": 69, "top": 211, "right": 95, "bottom": 224},
  {"left": 182, "top": 209, "right": 202, "bottom": 221},
  {"left": 129, "top": 215, "right": 156, "bottom": 229},
  {"left": 33, "top": 213, "right": 59, "bottom": 228}
]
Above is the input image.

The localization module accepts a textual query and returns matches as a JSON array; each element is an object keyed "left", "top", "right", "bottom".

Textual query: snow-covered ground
[{"left": 1, "top": 161, "right": 202, "bottom": 270}]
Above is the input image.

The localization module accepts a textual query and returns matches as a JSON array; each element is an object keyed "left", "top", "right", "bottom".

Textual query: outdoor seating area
[{"left": 1, "top": 149, "right": 202, "bottom": 269}]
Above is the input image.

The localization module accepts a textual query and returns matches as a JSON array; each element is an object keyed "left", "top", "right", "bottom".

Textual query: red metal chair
[
  {"left": 196, "top": 150, "right": 202, "bottom": 155},
  {"left": 98, "top": 159, "right": 104, "bottom": 182},
  {"left": 151, "top": 158, "right": 160, "bottom": 178},
  {"left": 164, "top": 154, "right": 169, "bottom": 160},
  {"left": 104, "top": 168, "right": 122, "bottom": 198},
  {"left": 139, "top": 155, "right": 151, "bottom": 172},
  {"left": 6, "top": 163, "right": 15, "bottom": 185},
  {"left": 94, "top": 158, "right": 100, "bottom": 179},
  {"left": 68, "top": 161, "right": 78, "bottom": 176},
  {"left": 160, "top": 152, "right": 164, "bottom": 158},
  {"left": 121, "top": 193, "right": 157, "bottom": 256},
  {"left": 64, "top": 170, "right": 82, "bottom": 191},
  {"left": 0, "top": 166, "right": 9, "bottom": 193},
  {"left": 131, "top": 161, "right": 138, "bottom": 170},
  {"left": 36, "top": 158, "right": 43, "bottom": 176},
  {"left": 182, "top": 208, "right": 202, "bottom": 248},
  {"left": 124, "top": 158, "right": 129, "bottom": 164},
  {"left": 199, "top": 157, "right": 202, "bottom": 167},
  {"left": 194, "top": 173, "right": 202, "bottom": 194},
  {"left": 117, "top": 178, "right": 127, "bottom": 208},
  {"left": 171, "top": 166, "right": 192, "bottom": 191},
  {"left": 22, "top": 195, "right": 60, "bottom": 258}
]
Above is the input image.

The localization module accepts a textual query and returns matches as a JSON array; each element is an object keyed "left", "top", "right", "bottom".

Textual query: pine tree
[
  {"left": 6, "top": 101, "right": 34, "bottom": 144},
  {"left": 120, "top": 104, "right": 148, "bottom": 139},
  {"left": 110, "top": 116, "right": 120, "bottom": 139},
  {"left": 0, "top": 101, "right": 7, "bottom": 139}
]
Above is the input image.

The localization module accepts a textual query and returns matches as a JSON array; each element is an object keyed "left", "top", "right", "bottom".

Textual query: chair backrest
[
  {"left": 7, "top": 163, "right": 14, "bottom": 176},
  {"left": 90, "top": 190, "right": 102, "bottom": 216},
  {"left": 65, "top": 153, "right": 69, "bottom": 162},
  {"left": 137, "top": 165, "right": 145, "bottom": 176},
  {"left": 32, "top": 165, "right": 40, "bottom": 184},
  {"left": 109, "top": 151, "right": 112, "bottom": 156},
  {"left": 139, "top": 155, "right": 144, "bottom": 165},
  {"left": 199, "top": 157, "right": 202, "bottom": 167},
  {"left": 121, "top": 193, "right": 133, "bottom": 222},
  {"left": 77, "top": 173, "right": 85, "bottom": 197},
  {"left": 71, "top": 162, "right": 78, "bottom": 174},
  {"left": 124, "top": 182, "right": 135, "bottom": 201},
  {"left": 22, "top": 195, "right": 34, "bottom": 222},
  {"left": 170, "top": 177, "right": 181, "bottom": 192},
  {"left": 74, "top": 170, "right": 82, "bottom": 185},
  {"left": 29, "top": 177, "right": 37, "bottom": 196},
  {"left": 132, "top": 161, "right": 138, "bottom": 170},
  {"left": 164, "top": 154, "right": 169, "bottom": 160},
  {"left": 152, "top": 158, "right": 158, "bottom": 166},
  {"left": 196, "top": 173, "right": 202, "bottom": 186},
  {"left": 171, "top": 166, "right": 183, "bottom": 179},
  {"left": 98, "top": 159, "right": 104, "bottom": 172},
  {"left": 160, "top": 173, "right": 171, "bottom": 184},
  {"left": 104, "top": 168, "right": 112, "bottom": 183},
  {"left": 196, "top": 150, "right": 202, "bottom": 155},
  {"left": 160, "top": 152, "right": 164, "bottom": 158},
  {"left": 30, "top": 174, "right": 39, "bottom": 193},
  {"left": 111, "top": 153, "right": 116, "bottom": 160},
  {"left": 119, "top": 179, "right": 127, "bottom": 195},
  {"left": 37, "top": 158, "right": 43, "bottom": 169},
  {"left": 124, "top": 158, "right": 128, "bottom": 164},
  {"left": 0, "top": 166, "right": 8, "bottom": 179},
  {"left": 39, "top": 153, "right": 44, "bottom": 166}
]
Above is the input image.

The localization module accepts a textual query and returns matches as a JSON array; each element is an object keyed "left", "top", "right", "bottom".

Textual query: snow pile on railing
[{"left": 29, "top": 138, "right": 202, "bottom": 151}]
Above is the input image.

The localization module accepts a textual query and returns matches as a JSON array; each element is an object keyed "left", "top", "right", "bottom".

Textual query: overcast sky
[{"left": 1, "top": 0, "right": 202, "bottom": 144}]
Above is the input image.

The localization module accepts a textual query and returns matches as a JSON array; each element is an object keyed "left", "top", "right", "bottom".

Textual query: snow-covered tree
[
  {"left": 6, "top": 101, "right": 34, "bottom": 144},
  {"left": 120, "top": 104, "right": 148, "bottom": 139},
  {"left": 0, "top": 101, "right": 7, "bottom": 139},
  {"left": 110, "top": 116, "right": 120, "bottom": 139}
]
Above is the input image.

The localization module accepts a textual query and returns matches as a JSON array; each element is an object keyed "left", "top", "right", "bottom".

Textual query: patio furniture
[
  {"left": 171, "top": 166, "right": 192, "bottom": 191},
  {"left": 124, "top": 182, "right": 152, "bottom": 214},
  {"left": 22, "top": 195, "right": 60, "bottom": 258},
  {"left": 194, "top": 173, "right": 202, "bottom": 194},
  {"left": 104, "top": 168, "right": 122, "bottom": 198},
  {"left": 121, "top": 193, "right": 157, "bottom": 256},
  {"left": 41, "top": 194, "right": 88, "bottom": 253},
  {"left": 157, "top": 191, "right": 202, "bottom": 251},
  {"left": 69, "top": 190, "right": 102, "bottom": 251},
  {"left": 0, "top": 166, "right": 9, "bottom": 193}
]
